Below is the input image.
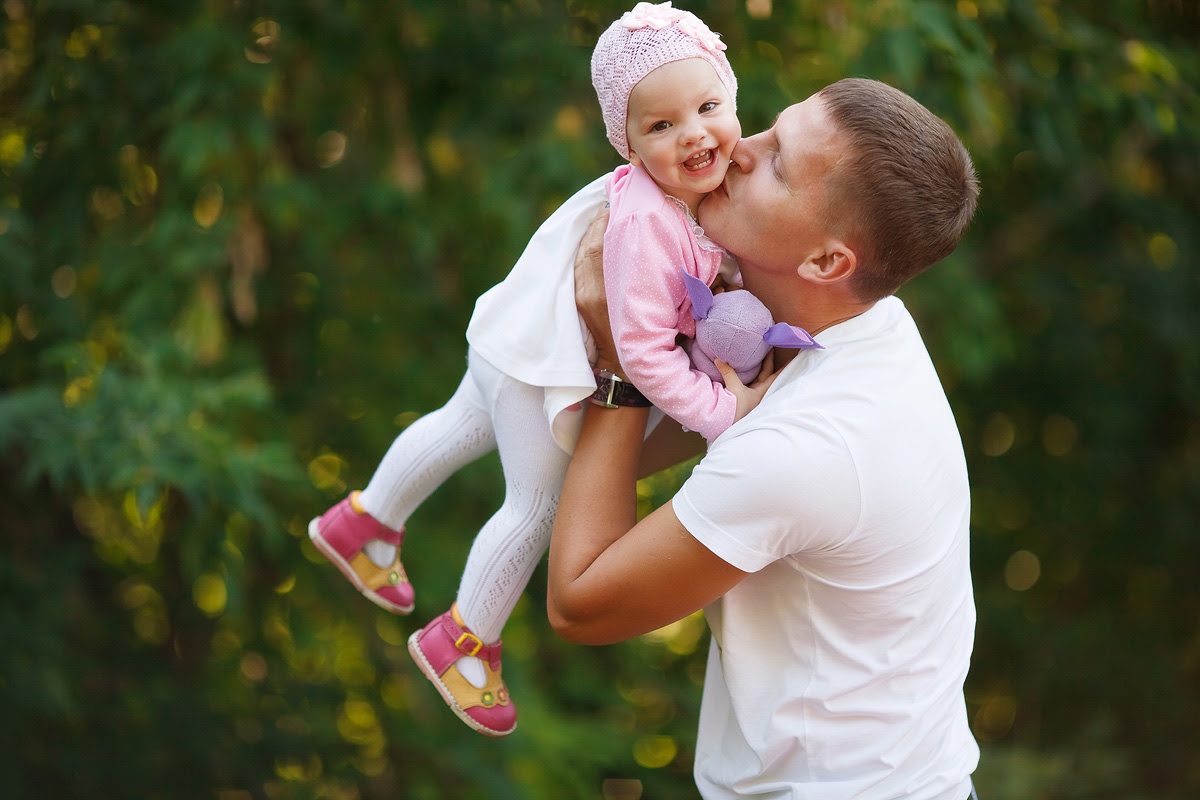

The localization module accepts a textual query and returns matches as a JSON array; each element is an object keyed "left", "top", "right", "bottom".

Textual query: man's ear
[{"left": 797, "top": 241, "right": 856, "bottom": 284}]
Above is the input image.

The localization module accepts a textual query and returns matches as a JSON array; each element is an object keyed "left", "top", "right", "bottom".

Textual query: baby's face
[{"left": 625, "top": 58, "right": 741, "bottom": 215}]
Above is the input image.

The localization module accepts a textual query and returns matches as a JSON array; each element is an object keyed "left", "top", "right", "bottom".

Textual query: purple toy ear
[
  {"left": 763, "top": 322, "right": 824, "bottom": 350},
  {"left": 682, "top": 271, "right": 714, "bottom": 321}
]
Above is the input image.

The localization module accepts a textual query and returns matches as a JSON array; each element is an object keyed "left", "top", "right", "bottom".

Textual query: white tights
[{"left": 358, "top": 350, "right": 570, "bottom": 651}]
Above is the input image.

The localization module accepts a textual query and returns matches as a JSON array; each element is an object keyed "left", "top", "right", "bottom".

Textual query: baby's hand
[{"left": 719, "top": 351, "right": 780, "bottom": 424}]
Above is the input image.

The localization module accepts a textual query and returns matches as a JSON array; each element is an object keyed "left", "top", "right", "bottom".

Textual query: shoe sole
[
  {"left": 407, "top": 630, "right": 516, "bottom": 738},
  {"left": 308, "top": 516, "right": 415, "bottom": 615}
]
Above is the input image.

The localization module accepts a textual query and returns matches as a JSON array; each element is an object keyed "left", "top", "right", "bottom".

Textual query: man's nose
[{"left": 728, "top": 137, "right": 753, "bottom": 171}]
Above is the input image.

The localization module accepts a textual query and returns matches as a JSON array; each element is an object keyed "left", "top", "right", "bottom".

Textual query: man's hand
[
  {"left": 574, "top": 207, "right": 621, "bottom": 372},
  {"left": 719, "top": 350, "right": 781, "bottom": 424}
]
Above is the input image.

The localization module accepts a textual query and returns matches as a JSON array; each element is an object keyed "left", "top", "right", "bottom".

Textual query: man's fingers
[
  {"left": 574, "top": 207, "right": 610, "bottom": 308},
  {"left": 574, "top": 206, "right": 620, "bottom": 369},
  {"left": 579, "top": 208, "right": 608, "bottom": 260}
]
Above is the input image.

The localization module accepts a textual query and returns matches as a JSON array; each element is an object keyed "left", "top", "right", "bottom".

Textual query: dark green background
[{"left": 2, "top": 1, "right": 1197, "bottom": 798}]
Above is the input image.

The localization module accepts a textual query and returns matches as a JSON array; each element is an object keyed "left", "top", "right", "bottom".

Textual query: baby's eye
[
  {"left": 699, "top": 101, "right": 717, "bottom": 113},
  {"left": 650, "top": 121, "right": 671, "bottom": 132}
]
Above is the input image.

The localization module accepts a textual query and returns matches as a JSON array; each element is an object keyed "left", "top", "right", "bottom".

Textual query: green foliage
[{"left": 1, "top": 1, "right": 1197, "bottom": 798}]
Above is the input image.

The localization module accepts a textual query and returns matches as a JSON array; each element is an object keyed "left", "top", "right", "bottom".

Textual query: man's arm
[
  {"left": 548, "top": 208, "right": 749, "bottom": 645},
  {"left": 546, "top": 400, "right": 749, "bottom": 645}
]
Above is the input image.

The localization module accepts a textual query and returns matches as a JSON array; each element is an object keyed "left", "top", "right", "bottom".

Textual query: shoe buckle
[{"left": 455, "top": 631, "right": 483, "bottom": 657}]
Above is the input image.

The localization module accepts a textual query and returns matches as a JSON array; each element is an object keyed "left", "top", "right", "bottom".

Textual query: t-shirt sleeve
[
  {"left": 603, "top": 209, "right": 736, "bottom": 441},
  {"left": 672, "top": 412, "right": 862, "bottom": 573}
]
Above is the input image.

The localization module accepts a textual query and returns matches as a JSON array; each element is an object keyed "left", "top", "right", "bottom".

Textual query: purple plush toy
[{"left": 683, "top": 271, "right": 823, "bottom": 385}]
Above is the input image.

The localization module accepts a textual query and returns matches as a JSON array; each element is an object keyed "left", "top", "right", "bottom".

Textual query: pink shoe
[
  {"left": 407, "top": 603, "right": 516, "bottom": 737},
  {"left": 308, "top": 491, "right": 414, "bottom": 615}
]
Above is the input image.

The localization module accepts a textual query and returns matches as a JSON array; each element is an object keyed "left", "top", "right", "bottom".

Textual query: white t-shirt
[{"left": 674, "top": 296, "right": 979, "bottom": 800}]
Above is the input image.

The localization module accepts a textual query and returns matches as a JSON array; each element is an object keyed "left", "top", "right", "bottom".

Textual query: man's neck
[
  {"left": 773, "top": 301, "right": 873, "bottom": 368},
  {"left": 808, "top": 305, "right": 874, "bottom": 335},
  {"left": 752, "top": 286, "right": 873, "bottom": 337},
  {"left": 740, "top": 276, "right": 874, "bottom": 367},
  {"left": 738, "top": 259, "right": 875, "bottom": 355}
]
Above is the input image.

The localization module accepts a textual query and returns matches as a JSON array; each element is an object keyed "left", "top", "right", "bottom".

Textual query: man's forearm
[{"left": 547, "top": 403, "right": 649, "bottom": 639}]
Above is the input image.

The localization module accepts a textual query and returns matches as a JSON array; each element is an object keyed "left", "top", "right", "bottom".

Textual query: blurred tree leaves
[{"left": 1, "top": 1, "right": 1197, "bottom": 798}]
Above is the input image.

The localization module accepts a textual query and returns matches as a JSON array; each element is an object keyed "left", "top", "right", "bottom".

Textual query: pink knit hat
[{"left": 591, "top": 2, "right": 738, "bottom": 160}]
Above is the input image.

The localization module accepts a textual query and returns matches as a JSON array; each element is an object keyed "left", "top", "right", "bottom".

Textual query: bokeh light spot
[
  {"left": 193, "top": 573, "right": 228, "bottom": 617},
  {"left": 193, "top": 182, "right": 224, "bottom": 228},
  {"left": 981, "top": 412, "right": 1016, "bottom": 457},
  {"left": 1041, "top": 413, "right": 1078, "bottom": 457},
  {"left": 1005, "top": 550, "right": 1041, "bottom": 591},
  {"left": 1147, "top": 233, "right": 1177, "bottom": 271},
  {"left": 632, "top": 735, "right": 677, "bottom": 769}
]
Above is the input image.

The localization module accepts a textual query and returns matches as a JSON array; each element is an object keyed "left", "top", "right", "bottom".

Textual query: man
[{"left": 547, "top": 78, "right": 982, "bottom": 799}]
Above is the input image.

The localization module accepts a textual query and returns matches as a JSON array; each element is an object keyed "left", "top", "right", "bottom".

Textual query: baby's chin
[
  {"left": 649, "top": 162, "right": 731, "bottom": 206},
  {"left": 690, "top": 169, "right": 730, "bottom": 197}
]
